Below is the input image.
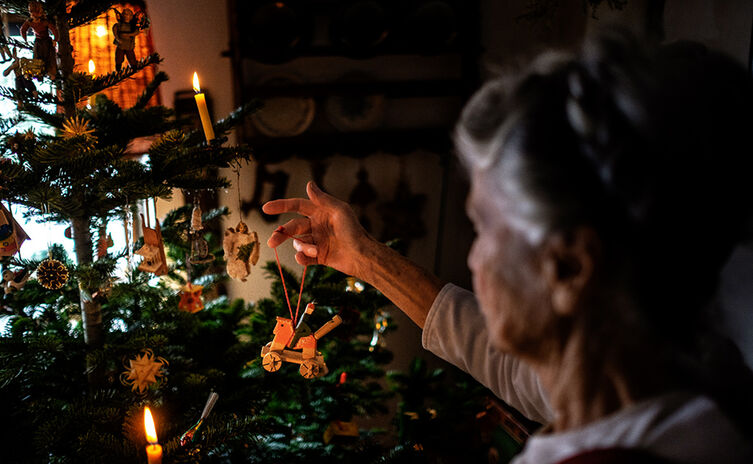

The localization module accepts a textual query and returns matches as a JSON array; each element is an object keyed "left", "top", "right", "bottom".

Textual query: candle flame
[
  {"left": 88, "top": 60, "right": 95, "bottom": 74},
  {"left": 144, "top": 407, "right": 159, "bottom": 444},
  {"left": 192, "top": 72, "right": 201, "bottom": 93}
]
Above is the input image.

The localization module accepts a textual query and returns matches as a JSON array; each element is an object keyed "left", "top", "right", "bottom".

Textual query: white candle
[
  {"left": 144, "top": 407, "right": 163, "bottom": 464},
  {"left": 193, "top": 72, "right": 215, "bottom": 142},
  {"left": 88, "top": 60, "right": 96, "bottom": 108}
]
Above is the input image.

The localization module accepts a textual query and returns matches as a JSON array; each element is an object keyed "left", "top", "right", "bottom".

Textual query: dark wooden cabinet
[{"left": 225, "top": 0, "right": 480, "bottom": 162}]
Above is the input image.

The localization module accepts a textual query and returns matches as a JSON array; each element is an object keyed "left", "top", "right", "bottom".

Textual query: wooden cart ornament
[{"left": 261, "top": 303, "right": 342, "bottom": 379}]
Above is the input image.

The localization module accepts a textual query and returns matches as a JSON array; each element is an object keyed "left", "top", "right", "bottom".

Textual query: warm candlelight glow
[
  {"left": 144, "top": 407, "right": 158, "bottom": 444},
  {"left": 144, "top": 407, "right": 162, "bottom": 464},
  {"left": 88, "top": 59, "right": 96, "bottom": 74},
  {"left": 192, "top": 72, "right": 201, "bottom": 93},
  {"left": 192, "top": 72, "right": 215, "bottom": 141},
  {"left": 95, "top": 25, "right": 107, "bottom": 37}
]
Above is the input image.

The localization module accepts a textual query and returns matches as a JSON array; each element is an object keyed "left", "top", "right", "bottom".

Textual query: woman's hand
[
  {"left": 264, "top": 180, "right": 443, "bottom": 328},
  {"left": 262, "top": 181, "right": 373, "bottom": 279}
]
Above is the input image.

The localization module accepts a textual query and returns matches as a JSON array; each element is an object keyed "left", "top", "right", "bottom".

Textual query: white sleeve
[{"left": 422, "top": 283, "right": 554, "bottom": 424}]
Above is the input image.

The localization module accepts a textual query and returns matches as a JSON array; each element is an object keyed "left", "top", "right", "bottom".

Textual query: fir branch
[
  {"left": 0, "top": 0, "right": 29, "bottom": 16},
  {"left": 0, "top": 115, "right": 23, "bottom": 135},
  {"left": 132, "top": 71, "right": 169, "bottom": 110},
  {"left": 59, "top": 54, "right": 162, "bottom": 107},
  {"left": 25, "top": 187, "right": 84, "bottom": 218},
  {"left": 213, "top": 99, "right": 263, "bottom": 138},
  {"left": 28, "top": 137, "right": 105, "bottom": 171},
  {"left": 67, "top": 0, "right": 118, "bottom": 28},
  {"left": 164, "top": 174, "right": 231, "bottom": 192},
  {"left": 0, "top": 85, "right": 59, "bottom": 105},
  {"left": 93, "top": 97, "right": 177, "bottom": 148},
  {"left": 21, "top": 105, "right": 65, "bottom": 128},
  {"left": 89, "top": 53, "right": 162, "bottom": 94},
  {"left": 183, "top": 100, "right": 263, "bottom": 147},
  {"left": 0, "top": 36, "right": 33, "bottom": 53}
]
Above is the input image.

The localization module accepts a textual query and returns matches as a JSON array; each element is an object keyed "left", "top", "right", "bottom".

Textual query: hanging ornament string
[
  {"left": 233, "top": 161, "right": 243, "bottom": 222},
  {"left": 124, "top": 198, "right": 132, "bottom": 270},
  {"left": 272, "top": 226, "right": 308, "bottom": 325}
]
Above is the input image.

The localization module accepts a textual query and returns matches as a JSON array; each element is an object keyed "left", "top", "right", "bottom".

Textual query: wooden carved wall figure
[
  {"left": 378, "top": 177, "right": 427, "bottom": 251},
  {"left": 0, "top": 203, "right": 29, "bottom": 257},
  {"left": 242, "top": 163, "right": 290, "bottom": 222},
  {"left": 348, "top": 167, "right": 377, "bottom": 232},
  {"left": 135, "top": 214, "right": 168, "bottom": 276}
]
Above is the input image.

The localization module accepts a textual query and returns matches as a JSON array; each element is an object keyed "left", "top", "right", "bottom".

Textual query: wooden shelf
[
  {"left": 245, "top": 79, "right": 468, "bottom": 99},
  {"left": 225, "top": 0, "right": 482, "bottom": 161},
  {"left": 246, "top": 127, "right": 453, "bottom": 161},
  {"left": 233, "top": 43, "right": 474, "bottom": 63}
]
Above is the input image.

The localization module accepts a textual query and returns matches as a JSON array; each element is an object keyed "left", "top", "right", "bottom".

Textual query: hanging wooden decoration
[
  {"left": 223, "top": 221, "right": 260, "bottom": 281},
  {"left": 2, "top": 268, "right": 30, "bottom": 294},
  {"left": 135, "top": 213, "right": 168, "bottom": 276},
  {"left": 261, "top": 303, "right": 343, "bottom": 379},
  {"left": 0, "top": 203, "right": 29, "bottom": 257},
  {"left": 188, "top": 204, "right": 213, "bottom": 265},
  {"left": 178, "top": 282, "right": 204, "bottom": 313}
]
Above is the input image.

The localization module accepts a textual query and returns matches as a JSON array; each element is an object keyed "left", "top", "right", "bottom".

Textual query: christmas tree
[
  {"left": 0, "top": 0, "right": 412, "bottom": 461},
  {"left": 0, "top": 2, "right": 527, "bottom": 463}
]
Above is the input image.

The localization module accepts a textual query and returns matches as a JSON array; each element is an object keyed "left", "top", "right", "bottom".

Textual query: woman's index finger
[{"left": 262, "top": 198, "right": 316, "bottom": 216}]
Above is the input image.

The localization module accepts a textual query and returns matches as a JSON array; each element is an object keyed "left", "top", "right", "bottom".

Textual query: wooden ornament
[
  {"left": 223, "top": 221, "right": 260, "bottom": 281},
  {"left": 2, "top": 269, "right": 30, "bottom": 294},
  {"left": 135, "top": 214, "right": 168, "bottom": 276},
  {"left": 261, "top": 303, "right": 343, "bottom": 379},
  {"left": 191, "top": 204, "right": 203, "bottom": 231},
  {"left": 188, "top": 205, "right": 213, "bottom": 265},
  {"left": 178, "top": 283, "right": 204, "bottom": 313},
  {"left": 0, "top": 203, "right": 29, "bottom": 257},
  {"left": 323, "top": 420, "right": 359, "bottom": 445}
]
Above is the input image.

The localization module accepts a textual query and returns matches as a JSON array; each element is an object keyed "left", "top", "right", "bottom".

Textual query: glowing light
[
  {"left": 88, "top": 60, "right": 95, "bottom": 74},
  {"left": 95, "top": 25, "right": 108, "bottom": 37},
  {"left": 192, "top": 72, "right": 201, "bottom": 93},
  {"left": 144, "top": 407, "right": 159, "bottom": 444}
]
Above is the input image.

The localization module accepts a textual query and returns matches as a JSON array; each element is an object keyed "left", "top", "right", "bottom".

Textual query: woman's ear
[{"left": 541, "top": 227, "right": 600, "bottom": 317}]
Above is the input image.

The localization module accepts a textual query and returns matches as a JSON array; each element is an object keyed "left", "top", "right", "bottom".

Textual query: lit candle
[
  {"left": 144, "top": 407, "right": 163, "bottom": 464},
  {"left": 88, "top": 60, "right": 96, "bottom": 108},
  {"left": 192, "top": 72, "right": 215, "bottom": 142}
]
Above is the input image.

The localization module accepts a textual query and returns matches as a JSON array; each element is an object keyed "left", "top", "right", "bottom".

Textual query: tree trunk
[
  {"left": 72, "top": 217, "right": 105, "bottom": 392},
  {"left": 72, "top": 217, "right": 103, "bottom": 349},
  {"left": 57, "top": 15, "right": 105, "bottom": 359},
  {"left": 55, "top": 15, "right": 76, "bottom": 117}
]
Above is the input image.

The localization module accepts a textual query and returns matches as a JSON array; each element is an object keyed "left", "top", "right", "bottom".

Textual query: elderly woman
[{"left": 263, "top": 31, "right": 753, "bottom": 463}]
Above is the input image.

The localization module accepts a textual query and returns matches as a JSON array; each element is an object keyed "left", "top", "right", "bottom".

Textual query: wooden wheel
[
  {"left": 299, "top": 359, "right": 320, "bottom": 379},
  {"left": 263, "top": 351, "right": 282, "bottom": 372}
]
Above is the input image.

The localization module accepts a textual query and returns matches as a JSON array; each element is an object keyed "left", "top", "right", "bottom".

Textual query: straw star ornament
[{"left": 120, "top": 349, "right": 168, "bottom": 394}]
